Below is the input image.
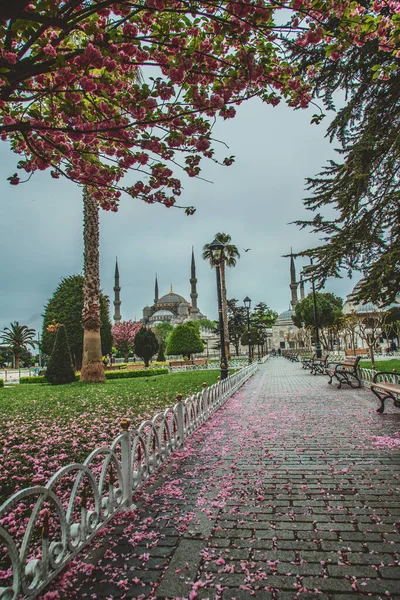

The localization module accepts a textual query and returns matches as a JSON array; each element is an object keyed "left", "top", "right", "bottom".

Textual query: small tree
[
  {"left": 292, "top": 293, "right": 343, "bottom": 350},
  {"left": 353, "top": 309, "right": 387, "bottom": 369},
  {"left": 227, "top": 299, "right": 247, "bottom": 357},
  {"left": 45, "top": 325, "right": 76, "bottom": 385},
  {"left": 166, "top": 323, "right": 204, "bottom": 359},
  {"left": 112, "top": 321, "right": 142, "bottom": 363},
  {"left": 134, "top": 328, "right": 158, "bottom": 368}
]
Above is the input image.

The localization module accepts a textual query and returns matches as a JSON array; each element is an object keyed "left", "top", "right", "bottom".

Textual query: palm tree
[
  {"left": 1, "top": 322, "right": 36, "bottom": 368},
  {"left": 80, "top": 188, "right": 105, "bottom": 382},
  {"left": 203, "top": 233, "right": 240, "bottom": 358}
]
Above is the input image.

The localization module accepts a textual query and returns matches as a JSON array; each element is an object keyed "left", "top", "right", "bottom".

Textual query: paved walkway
[{"left": 53, "top": 359, "right": 400, "bottom": 600}]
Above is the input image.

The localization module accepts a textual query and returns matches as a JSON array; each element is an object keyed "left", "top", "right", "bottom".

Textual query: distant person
[
  {"left": 390, "top": 340, "right": 397, "bottom": 352},
  {"left": 277, "top": 348, "right": 281, "bottom": 356}
]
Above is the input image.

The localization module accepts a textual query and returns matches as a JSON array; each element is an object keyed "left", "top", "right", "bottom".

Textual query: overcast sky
[{"left": 0, "top": 96, "right": 357, "bottom": 335}]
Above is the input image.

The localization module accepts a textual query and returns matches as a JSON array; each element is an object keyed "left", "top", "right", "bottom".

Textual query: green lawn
[
  {"left": 359, "top": 359, "right": 400, "bottom": 372},
  {"left": 0, "top": 370, "right": 222, "bottom": 503}
]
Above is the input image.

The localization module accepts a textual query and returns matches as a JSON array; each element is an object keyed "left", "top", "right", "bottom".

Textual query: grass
[
  {"left": 0, "top": 370, "right": 223, "bottom": 504},
  {"left": 359, "top": 359, "right": 400, "bottom": 372}
]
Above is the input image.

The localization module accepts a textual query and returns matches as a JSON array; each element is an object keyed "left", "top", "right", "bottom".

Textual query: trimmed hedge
[
  {"left": 0, "top": 379, "right": 4, "bottom": 388},
  {"left": 20, "top": 369, "right": 167, "bottom": 384},
  {"left": 104, "top": 368, "right": 168, "bottom": 380}
]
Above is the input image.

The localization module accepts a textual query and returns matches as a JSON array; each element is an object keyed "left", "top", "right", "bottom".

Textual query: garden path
[{"left": 50, "top": 357, "right": 400, "bottom": 600}]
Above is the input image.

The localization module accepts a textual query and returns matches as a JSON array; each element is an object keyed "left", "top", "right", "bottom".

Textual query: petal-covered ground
[{"left": 42, "top": 358, "right": 400, "bottom": 599}]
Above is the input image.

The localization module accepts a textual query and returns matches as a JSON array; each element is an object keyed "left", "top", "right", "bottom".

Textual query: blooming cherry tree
[{"left": 112, "top": 320, "right": 142, "bottom": 363}]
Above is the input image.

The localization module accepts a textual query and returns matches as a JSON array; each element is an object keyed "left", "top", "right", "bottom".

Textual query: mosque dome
[
  {"left": 156, "top": 291, "right": 188, "bottom": 306},
  {"left": 150, "top": 309, "right": 175, "bottom": 318},
  {"left": 277, "top": 309, "right": 295, "bottom": 324},
  {"left": 344, "top": 279, "right": 400, "bottom": 314}
]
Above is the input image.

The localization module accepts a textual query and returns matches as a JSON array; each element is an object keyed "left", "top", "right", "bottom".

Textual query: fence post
[
  {"left": 120, "top": 418, "right": 135, "bottom": 511},
  {"left": 202, "top": 382, "right": 208, "bottom": 418},
  {"left": 176, "top": 394, "right": 185, "bottom": 448}
]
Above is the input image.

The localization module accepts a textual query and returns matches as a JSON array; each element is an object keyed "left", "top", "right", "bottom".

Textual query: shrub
[
  {"left": 45, "top": 325, "right": 76, "bottom": 385},
  {"left": 104, "top": 368, "right": 168, "bottom": 380},
  {"left": 134, "top": 328, "right": 159, "bottom": 367},
  {"left": 19, "top": 369, "right": 168, "bottom": 384},
  {"left": 0, "top": 379, "right": 3, "bottom": 388},
  {"left": 20, "top": 375, "right": 80, "bottom": 384}
]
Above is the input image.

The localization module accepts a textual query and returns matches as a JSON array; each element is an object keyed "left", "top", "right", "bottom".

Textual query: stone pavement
[{"left": 53, "top": 358, "right": 400, "bottom": 600}]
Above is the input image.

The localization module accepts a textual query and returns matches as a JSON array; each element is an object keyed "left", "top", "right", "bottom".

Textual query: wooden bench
[
  {"left": 310, "top": 354, "right": 329, "bottom": 375},
  {"left": 169, "top": 360, "right": 194, "bottom": 368},
  {"left": 326, "top": 356, "right": 361, "bottom": 389},
  {"left": 193, "top": 359, "right": 207, "bottom": 368},
  {"left": 371, "top": 371, "right": 400, "bottom": 414},
  {"left": 301, "top": 354, "right": 315, "bottom": 370}
]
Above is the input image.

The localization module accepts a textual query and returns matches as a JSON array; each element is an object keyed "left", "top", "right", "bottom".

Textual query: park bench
[
  {"left": 345, "top": 348, "right": 369, "bottom": 357},
  {"left": 193, "top": 359, "right": 207, "bottom": 368},
  {"left": 283, "top": 351, "right": 299, "bottom": 362},
  {"left": 301, "top": 354, "right": 315, "bottom": 370},
  {"left": 169, "top": 360, "right": 195, "bottom": 370},
  {"left": 371, "top": 371, "right": 400, "bottom": 414},
  {"left": 310, "top": 354, "right": 329, "bottom": 376},
  {"left": 326, "top": 356, "right": 361, "bottom": 389}
]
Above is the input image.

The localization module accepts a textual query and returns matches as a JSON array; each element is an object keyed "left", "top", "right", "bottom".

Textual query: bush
[
  {"left": 0, "top": 379, "right": 3, "bottom": 388},
  {"left": 20, "top": 375, "right": 80, "bottom": 384},
  {"left": 19, "top": 369, "right": 168, "bottom": 384},
  {"left": 45, "top": 324, "right": 76, "bottom": 385},
  {"left": 104, "top": 368, "right": 168, "bottom": 380}
]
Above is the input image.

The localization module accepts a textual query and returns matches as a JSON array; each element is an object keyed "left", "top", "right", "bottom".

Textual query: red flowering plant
[
  {"left": 0, "top": 0, "right": 314, "bottom": 213},
  {"left": 111, "top": 320, "right": 142, "bottom": 363},
  {"left": 1, "top": 2, "right": 397, "bottom": 211}
]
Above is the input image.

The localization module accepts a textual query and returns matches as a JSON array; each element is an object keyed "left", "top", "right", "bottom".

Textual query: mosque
[{"left": 112, "top": 249, "right": 207, "bottom": 327}]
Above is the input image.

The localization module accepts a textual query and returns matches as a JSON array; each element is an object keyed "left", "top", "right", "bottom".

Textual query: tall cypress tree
[{"left": 45, "top": 325, "right": 76, "bottom": 385}]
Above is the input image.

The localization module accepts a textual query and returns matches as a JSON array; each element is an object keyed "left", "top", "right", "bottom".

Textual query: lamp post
[
  {"left": 243, "top": 296, "right": 252, "bottom": 364},
  {"left": 302, "top": 260, "right": 322, "bottom": 358},
  {"left": 208, "top": 238, "right": 228, "bottom": 380}
]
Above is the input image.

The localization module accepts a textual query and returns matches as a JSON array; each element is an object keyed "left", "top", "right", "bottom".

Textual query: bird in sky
[{"left": 244, "top": 248, "right": 252, "bottom": 252}]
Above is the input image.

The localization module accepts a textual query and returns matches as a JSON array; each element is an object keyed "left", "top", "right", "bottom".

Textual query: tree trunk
[
  {"left": 15, "top": 350, "right": 20, "bottom": 369},
  {"left": 368, "top": 344, "right": 375, "bottom": 369},
  {"left": 80, "top": 189, "right": 105, "bottom": 383},
  {"left": 219, "top": 261, "right": 230, "bottom": 359}
]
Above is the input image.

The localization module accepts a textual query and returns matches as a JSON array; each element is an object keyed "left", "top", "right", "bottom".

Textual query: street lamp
[
  {"left": 208, "top": 238, "right": 228, "bottom": 380},
  {"left": 302, "top": 260, "right": 322, "bottom": 358},
  {"left": 243, "top": 296, "right": 252, "bottom": 364}
]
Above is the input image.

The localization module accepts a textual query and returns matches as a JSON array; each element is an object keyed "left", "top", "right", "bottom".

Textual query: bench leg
[{"left": 371, "top": 387, "right": 398, "bottom": 414}]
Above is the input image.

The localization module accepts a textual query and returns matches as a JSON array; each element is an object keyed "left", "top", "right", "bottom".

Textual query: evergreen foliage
[
  {"left": 134, "top": 327, "right": 159, "bottom": 368},
  {"left": 289, "top": 36, "right": 400, "bottom": 305},
  {"left": 42, "top": 275, "right": 112, "bottom": 369},
  {"left": 157, "top": 343, "right": 166, "bottom": 362},
  {"left": 45, "top": 324, "right": 76, "bottom": 385},
  {"left": 292, "top": 293, "right": 343, "bottom": 331},
  {"left": 0, "top": 322, "right": 36, "bottom": 369},
  {"left": 227, "top": 299, "right": 247, "bottom": 356},
  {"left": 166, "top": 322, "right": 204, "bottom": 358}
]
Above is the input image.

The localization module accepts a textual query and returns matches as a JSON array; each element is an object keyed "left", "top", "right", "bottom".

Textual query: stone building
[
  {"left": 113, "top": 249, "right": 207, "bottom": 327},
  {"left": 270, "top": 252, "right": 305, "bottom": 351}
]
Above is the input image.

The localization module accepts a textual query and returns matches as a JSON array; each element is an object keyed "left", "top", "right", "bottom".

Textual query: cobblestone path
[{"left": 52, "top": 358, "right": 400, "bottom": 600}]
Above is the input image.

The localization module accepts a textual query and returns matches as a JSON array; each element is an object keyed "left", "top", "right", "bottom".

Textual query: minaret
[
  {"left": 190, "top": 247, "right": 200, "bottom": 318},
  {"left": 289, "top": 249, "right": 299, "bottom": 309},
  {"left": 113, "top": 257, "right": 121, "bottom": 323},
  {"left": 154, "top": 274, "right": 159, "bottom": 305},
  {"left": 299, "top": 276, "right": 305, "bottom": 301}
]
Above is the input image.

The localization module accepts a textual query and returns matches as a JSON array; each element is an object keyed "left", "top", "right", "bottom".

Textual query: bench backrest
[{"left": 342, "top": 356, "right": 361, "bottom": 367}]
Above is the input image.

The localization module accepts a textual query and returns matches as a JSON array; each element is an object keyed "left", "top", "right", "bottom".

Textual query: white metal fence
[{"left": 0, "top": 362, "right": 257, "bottom": 600}]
